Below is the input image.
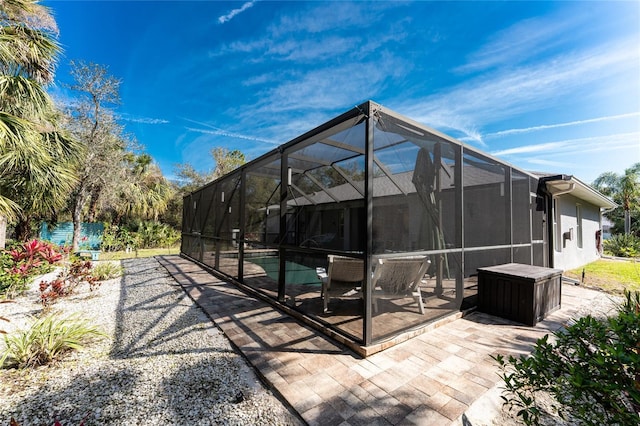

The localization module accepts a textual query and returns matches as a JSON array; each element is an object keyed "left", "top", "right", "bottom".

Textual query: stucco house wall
[{"left": 553, "top": 193, "right": 603, "bottom": 271}]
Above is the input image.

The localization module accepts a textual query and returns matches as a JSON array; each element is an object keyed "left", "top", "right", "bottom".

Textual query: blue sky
[{"left": 47, "top": 1, "right": 639, "bottom": 184}]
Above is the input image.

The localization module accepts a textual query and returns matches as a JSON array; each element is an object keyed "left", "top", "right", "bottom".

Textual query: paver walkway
[{"left": 156, "top": 255, "right": 617, "bottom": 426}]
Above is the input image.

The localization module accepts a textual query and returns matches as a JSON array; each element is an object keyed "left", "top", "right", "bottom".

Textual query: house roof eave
[{"left": 543, "top": 175, "right": 617, "bottom": 209}]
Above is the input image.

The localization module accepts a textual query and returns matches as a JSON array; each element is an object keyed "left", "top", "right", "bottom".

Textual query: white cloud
[
  {"left": 526, "top": 158, "right": 577, "bottom": 169},
  {"left": 491, "top": 141, "right": 572, "bottom": 157},
  {"left": 186, "top": 127, "right": 278, "bottom": 145},
  {"left": 182, "top": 117, "right": 278, "bottom": 145},
  {"left": 266, "top": 2, "right": 395, "bottom": 36},
  {"left": 211, "top": 1, "right": 404, "bottom": 62},
  {"left": 120, "top": 114, "right": 169, "bottom": 125},
  {"left": 397, "top": 36, "right": 640, "bottom": 142},
  {"left": 486, "top": 112, "right": 640, "bottom": 138},
  {"left": 456, "top": 11, "right": 585, "bottom": 73},
  {"left": 218, "top": 1, "right": 256, "bottom": 24},
  {"left": 491, "top": 132, "right": 640, "bottom": 157}
]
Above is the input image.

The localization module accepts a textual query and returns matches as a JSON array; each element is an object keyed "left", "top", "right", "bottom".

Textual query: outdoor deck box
[{"left": 477, "top": 263, "right": 562, "bottom": 326}]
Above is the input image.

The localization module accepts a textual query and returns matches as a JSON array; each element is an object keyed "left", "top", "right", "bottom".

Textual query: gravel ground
[{"left": 0, "top": 257, "right": 301, "bottom": 426}]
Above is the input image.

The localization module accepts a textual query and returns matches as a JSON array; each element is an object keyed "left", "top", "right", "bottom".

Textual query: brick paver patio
[{"left": 157, "top": 255, "right": 615, "bottom": 425}]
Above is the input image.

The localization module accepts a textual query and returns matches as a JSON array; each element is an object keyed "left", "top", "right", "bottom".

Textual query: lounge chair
[
  {"left": 316, "top": 255, "right": 364, "bottom": 313},
  {"left": 371, "top": 257, "right": 430, "bottom": 314}
]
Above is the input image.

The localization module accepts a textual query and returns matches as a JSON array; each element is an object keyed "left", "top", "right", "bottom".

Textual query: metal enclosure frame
[{"left": 181, "top": 101, "right": 547, "bottom": 354}]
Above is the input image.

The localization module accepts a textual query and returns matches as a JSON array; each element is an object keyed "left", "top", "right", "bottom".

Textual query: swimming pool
[{"left": 248, "top": 256, "right": 321, "bottom": 286}]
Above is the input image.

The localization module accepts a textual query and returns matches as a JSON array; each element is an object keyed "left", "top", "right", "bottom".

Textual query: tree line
[
  {"left": 0, "top": 0, "right": 245, "bottom": 251},
  {"left": 592, "top": 163, "right": 640, "bottom": 237}
]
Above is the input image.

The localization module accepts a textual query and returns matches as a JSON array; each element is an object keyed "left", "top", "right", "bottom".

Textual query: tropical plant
[
  {"left": 39, "top": 259, "right": 102, "bottom": 306},
  {"left": 593, "top": 163, "right": 640, "bottom": 236},
  {"left": 0, "top": 313, "right": 105, "bottom": 368},
  {"left": 494, "top": 290, "right": 640, "bottom": 425},
  {"left": 0, "top": 239, "right": 63, "bottom": 297},
  {"left": 0, "top": 248, "right": 14, "bottom": 294},
  {"left": 128, "top": 220, "right": 180, "bottom": 249},
  {"left": 90, "top": 261, "right": 123, "bottom": 281},
  {"left": 0, "top": 0, "right": 81, "bottom": 242},
  {"left": 115, "top": 153, "right": 174, "bottom": 223},
  {"left": 211, "top": 147, "right": 245, "bottom": 179},
  {"left": 604, "top": 234, "right": 640, "bottom": 258},
  {"left": 101, "top": 223, "right": 139, "bottom": 251},
  {"left": 101, "top": 220, "right": 178, "bottom": 251}
]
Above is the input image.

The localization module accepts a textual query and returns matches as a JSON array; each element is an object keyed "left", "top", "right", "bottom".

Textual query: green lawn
[
  {"left": 565, "top": 258, "right": 640, "bottom": 294},
  {"left": 99, "top": 246, "right": 180, "bottom": 260}
]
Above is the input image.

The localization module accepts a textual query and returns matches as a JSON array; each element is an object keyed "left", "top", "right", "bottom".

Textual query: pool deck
[{"left": 157, "top": 255, "right": 616, "bottom": 426}]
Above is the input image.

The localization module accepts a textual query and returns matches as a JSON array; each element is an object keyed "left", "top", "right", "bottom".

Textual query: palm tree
[
  {"left": 592, "top": 163, "right": 640, "bottom": 235},
  {"left": 0, "top": 0, "right": 80, "bottom": 243},
  {"left": 118, "top": 153, "right": 174, "bottom": 222}
]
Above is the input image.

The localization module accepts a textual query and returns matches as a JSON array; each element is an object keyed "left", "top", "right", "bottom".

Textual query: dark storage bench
[{"left": 477, "top": 263, "right": 562, "bottom": 326}]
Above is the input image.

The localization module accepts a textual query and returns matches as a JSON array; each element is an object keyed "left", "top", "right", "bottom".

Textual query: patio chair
[
  {"left": 316, "top": 255, "right": 364, "bottom": 313},
  {"left": 371, "top": 256, "right": 430, "bottom": 314}
]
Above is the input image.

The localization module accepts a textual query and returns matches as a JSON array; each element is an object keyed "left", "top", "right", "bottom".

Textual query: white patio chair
[
  {"left": 371, "top": 256, "right": 430, "bottom": 314},
  {"left": 316, "top": 255, "right": 364, "bottom": 313}
]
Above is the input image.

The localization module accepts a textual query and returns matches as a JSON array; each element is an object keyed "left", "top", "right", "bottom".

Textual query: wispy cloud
[
  {"left": 510, "top": 133, "right": 640, "bottom": 179},
  {"left": 203, "top": 2, "right": 411, "bottom": 140},
  {"left": 491, "top": 132, "right": 640, "bottom": 157},
  {"left": 211, "top": 2, "right": 404, "bottom": 62},
  {"left": 182, "top": 118, "right": 278, "bottom": 145},
  {"left": 186, "top": 127, "right": 278, "bottom": 145},
  {"left": 492, "top": 140, "right": 572, "bottom": 157},
  {"left": 202, "top": 1, "right": 638, "bottom": 167},
  {"left": 456, "top": 11, "right": 585, "bottom": 74},
  {"left": 218, "top": 1, "right": 256, "bottom": 24},
  {"left": 526, "top": 158, "right": 579, "bottom": 169},
  {"left": 120, "top": 114, "right": 169, "bottom": 125},
  {"left": 398, "top": 36, "right": 639, "bottom": 145},
  {"left": 53, "top": 94, "right": 170, "bottom": 125},
  {"left": 266, "top": 2, "right": 396, "bottom": 36},
  {"left": 486, "top": 112, "right": 640, "bottom": 138}
]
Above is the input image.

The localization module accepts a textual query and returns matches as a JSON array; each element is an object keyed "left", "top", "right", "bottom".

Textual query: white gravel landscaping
[{"left": 0, "top": 257, "right": 301, "bottom": 426}]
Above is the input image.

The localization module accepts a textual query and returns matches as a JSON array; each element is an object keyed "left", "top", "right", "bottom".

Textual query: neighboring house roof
[
  {"left": 279, "top": 169, "right": 616, "bottom": 210},
  {"left": 287, "top": 163, "right": 502, "bottom": 207},
  {"left": 533, "top": 173, "right": 617, "bottom": 209}
]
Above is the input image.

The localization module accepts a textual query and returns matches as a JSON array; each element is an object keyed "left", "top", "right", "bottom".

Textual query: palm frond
[
  {"left": 0, "top": 111, "right": 34, "bottom": 149},
  {"left": 0, "top": 22, "right": 60, "bottom": 84},
  {"left": 0, "top": 74, "right": 51, "bottom": 117},
  {"left": 0, "top": 194, "right": 20, "bottom": 221}
]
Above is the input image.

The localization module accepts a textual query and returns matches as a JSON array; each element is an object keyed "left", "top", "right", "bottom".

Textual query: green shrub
[
  {"left": 494, "top": 291, "right": 640, "bottom": 425},
  {"left": 0, "top": 251, "right": 14, "bottom": 294},
  {"left": 91, "top": 261, "right": 124, "bottom": 281},
  {"left": 128, "top": 220, "right": 180, "bottom": 249},
  {"left": 102, "top": 221, "right": 179, "bottom": 251},
  {"left": 101, "top": 224, "right": 139, "bottom": 252},
  {"left": 604, "top": 234, "right": 640, "bottom": 258},
  {"left": 0, "top": 314, "right": 105, "bottom": 369}
]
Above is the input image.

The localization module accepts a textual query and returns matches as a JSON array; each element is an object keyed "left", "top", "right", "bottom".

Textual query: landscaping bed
[{"left": 0, "top": 258, "right": 300, "bottom": 426}]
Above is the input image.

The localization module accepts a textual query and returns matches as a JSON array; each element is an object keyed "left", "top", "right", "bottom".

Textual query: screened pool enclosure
[{"left": 181, "top": 101, "right": 547, "bottom": 355}]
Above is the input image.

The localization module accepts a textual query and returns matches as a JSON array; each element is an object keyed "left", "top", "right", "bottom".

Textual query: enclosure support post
[
  {"left": 364, "top": 101, "right": 374, "bottom": 346},
  {"left": 278, "top": 153, "right": 288, "bottom": 302},
  {"left": 238, "top": 169, "right": 246, "bottom": 281}
]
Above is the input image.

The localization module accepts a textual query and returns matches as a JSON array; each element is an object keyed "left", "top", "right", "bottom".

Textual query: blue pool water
[{"left": 249, "top": 256, "right": 321, "bottom": 286}]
